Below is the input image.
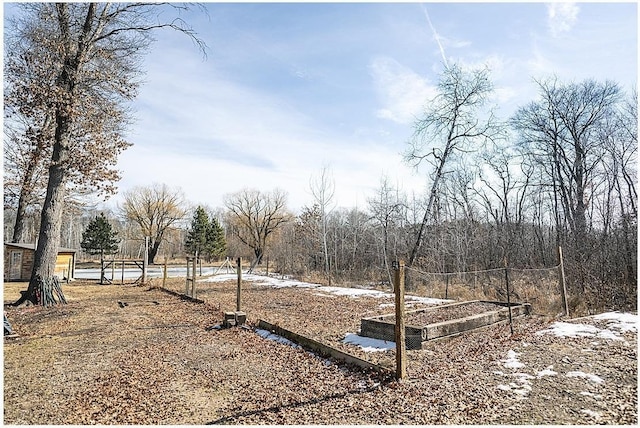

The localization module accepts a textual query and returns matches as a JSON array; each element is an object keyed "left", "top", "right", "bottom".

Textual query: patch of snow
[
  {"left": 378, "top": 296, "right": 451, "bottom": 309},
  {"left": 202, "top": 273, "right": 322, "bottom": 289},
  {"left": 536, "top": 321, "right": 624, "bottom": 341},
  {"left": 502, "top": 350, "right": 525, "bottom": 369},
  {"left": 343, "top": 333, "right": 395, "bottom": 352},
  {"left": 511, "top": 381, "right": 532, "bottom": 396},
  {"left": 536, "top": 312, "right": 637, "bottom": 342},
  {"left": 513, "top": 372, "right": 535, "bottom": 380},
  {"left": 255, "top": 329, "right": 301, "bottom": 348},
  {"left": 203, "top": 274, "right": 451, "bottom": 306},
  {"left": 566, "top": 371, "right": 604, "bottom": 384},
  {"left": 406, "top": 296, "right": 452, "bottom": 305},
  {"left": 496, "top": 352, "right": 534, "bottom": 397},
  {"left": 317, "top": 286, "right": 389, "bottom": 298},
  {"left": 536, "top": 366, "right": 558, "bottom": 377},
  {"left": 501, "top": 379, "right": 532, "bottom": 398},
  {"left": 592, "top": 312, "right": 638, "bottom": 333},
  {"left": 580, "top": 409, "right": 602, "bottom": 420},
  {"left": 580, "top": 391, "right": 603, "bottom": 400}
]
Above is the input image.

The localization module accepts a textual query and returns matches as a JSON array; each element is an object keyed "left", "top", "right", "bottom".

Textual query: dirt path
[{"left": 3, "top": 279, "right": 637, "bottom": 424}]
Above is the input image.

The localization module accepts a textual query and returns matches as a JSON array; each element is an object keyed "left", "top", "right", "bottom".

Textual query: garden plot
[
  {"left": 361, "top": 300, "right": 532, "bottom": 349},
  {"left": 3, "top": 279, "right": 636, "bottom": 425}
]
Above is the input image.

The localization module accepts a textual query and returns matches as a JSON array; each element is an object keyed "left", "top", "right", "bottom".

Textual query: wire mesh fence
[{"left": 405, "top": 265, "right": 563, "bottom": 316}]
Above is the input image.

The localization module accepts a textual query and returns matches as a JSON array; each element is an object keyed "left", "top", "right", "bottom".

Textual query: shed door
[{"left": 9, "top": 250, "right": 22, "bottom": 280}]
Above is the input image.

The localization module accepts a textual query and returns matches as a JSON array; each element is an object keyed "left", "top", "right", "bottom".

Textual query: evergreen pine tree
[
  {"left": 185, "top": 206, "right": 227, "bottom": 262},
  {"left": 80, "top": 213, "right": 120, "bottom": 261},
  {"left": 185, "top": 206, "right": 211, "bottom": 257},
  {"left": 206, "top": 217, "right": 227, "bottom": 261}
]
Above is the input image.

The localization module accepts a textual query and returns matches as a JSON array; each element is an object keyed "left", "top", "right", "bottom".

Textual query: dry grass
[{"left": 408, "top": 267, "right": 565, "bottom": 317}]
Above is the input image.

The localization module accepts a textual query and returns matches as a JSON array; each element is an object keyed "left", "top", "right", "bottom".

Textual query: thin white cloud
[
  {"left": 547, "top": 3, "right": 580, "bottom": 37},
  {"left": 420, "top": 4, "right": 448, "bottom": 68},
  {"left": 370, "top": 56, "right": 437, "bottom": 125}
]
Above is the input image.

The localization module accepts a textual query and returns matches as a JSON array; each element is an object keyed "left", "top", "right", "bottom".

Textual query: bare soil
[{"left": 3, "top": 277, "right": 637, "bottom": 425}]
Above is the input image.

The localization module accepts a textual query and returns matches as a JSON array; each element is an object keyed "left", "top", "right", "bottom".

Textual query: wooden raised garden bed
[{"left": 360, "top": 300, "right": 532, "bottom": 350}]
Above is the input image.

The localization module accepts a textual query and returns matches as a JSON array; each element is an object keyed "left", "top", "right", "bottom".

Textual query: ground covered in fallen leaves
[{"left": 3, "top": 275, "right": 637, "bottom": 425}]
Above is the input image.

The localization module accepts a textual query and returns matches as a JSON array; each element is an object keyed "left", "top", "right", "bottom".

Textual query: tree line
[{"left": 3, "top": 4, "right": 636, "bottom": 313}]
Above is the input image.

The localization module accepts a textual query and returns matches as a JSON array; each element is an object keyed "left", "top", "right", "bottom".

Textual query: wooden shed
[{"left": 4, "top": 243, "right": 77, "bottom": 282}]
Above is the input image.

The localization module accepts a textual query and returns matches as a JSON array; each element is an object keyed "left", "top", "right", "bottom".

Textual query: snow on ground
[
  {"left": 496, "top": 350, "right": 532, "bottom": 398},
  {"left": 201, "top": 273, "right": 321, "bottom": 289},
  {"left": 592, "top": 312, "right": 638, "bottom": 333},
  {"left": 502, "top": 350, "right": 525, "bottom": 369},
  {"left": 566, "top": 371, "right": 605, "bottom": 384},
  {"left": 535, "top": 312, "right": 638, "bottom": 342},
  {"left": 580, "top": 409, "right": 602, "bottom": 421},
  {"left": 255, "top": 328, "right": 301, "bottom": 348},
  {"left": 342, "top": 333, "right": 396, "bottom": 352},
  {"left": 201, "top": 273, "right": 450, "bottom": 305},
  {"left": 536, "top": 321, "right": 622, "bottom": 341},
  {"left": 535, "top": 366, "right": 558, "bottom": 378},
  {"left": 496, "top": 312, "right": 637, "bottom": 403}
]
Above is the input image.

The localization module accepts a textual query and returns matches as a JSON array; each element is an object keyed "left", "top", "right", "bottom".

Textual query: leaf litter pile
[{"left": 3, "top": 276, "right": 637, "bottom": 425}]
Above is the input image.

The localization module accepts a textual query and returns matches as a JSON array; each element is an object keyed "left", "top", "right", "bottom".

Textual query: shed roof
[{"left": 4, "top": 242, "right": 78, "bottom": 253}]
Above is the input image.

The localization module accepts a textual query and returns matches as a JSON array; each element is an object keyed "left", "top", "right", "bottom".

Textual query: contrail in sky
[{"left": 420, "top": 3, "right": 449, "bottom": 68}]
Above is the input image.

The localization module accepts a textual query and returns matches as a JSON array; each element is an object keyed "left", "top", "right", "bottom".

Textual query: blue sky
[{"left": 6, "top": 2, "right": 639, "bottom": 214}]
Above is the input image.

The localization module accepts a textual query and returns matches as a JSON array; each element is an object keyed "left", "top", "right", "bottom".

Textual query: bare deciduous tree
[
  {"left": 367, "top": 175, "right": 406, "bottom": 285},
  {"left": 310, "top": 165, "right": 336, "bottom": 278},
  {"left": 120, "top": 183, "right": 188, "bottom": 264},
  {"left": 224, "top": 188, "right": 291, "bottom": 269},
  {"left": 405, "top": 63, "right": 502, "bottom": 269},
  {"left": 512, "top": 78, "right": 621, "bottom": 248}
]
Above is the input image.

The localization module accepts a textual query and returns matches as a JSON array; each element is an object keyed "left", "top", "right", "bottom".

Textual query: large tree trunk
[
  {"left": 17, "top": 92, "right": 73, "bottom": 306},
  {"left": 148, "top": 239, "right": 161, "bottom": 265},
  {"left": 254, "top": 247, "right": 264, "bottom": 265},
  {"left": 18, "top": 128, "right": 69, "bottom": 306}
]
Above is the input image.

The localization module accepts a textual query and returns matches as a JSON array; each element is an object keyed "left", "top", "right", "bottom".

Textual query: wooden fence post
[
  {"left": 192, "top": 256, "right": 197, "bottom": 298},
  {"left": 236, "top": 257, "right": 242, "bottom": 312},
  {"left": 163, "top": 257, "right": 167, "bottom": 288},
  {"left": 393, "top": 260, "right": 407, "bottom": 380},
  {"left": 142, "top": 236, "right": 148, "bottom": 285},
  {"left": 558, "top": 246, "right": 569, "bottom": 317},
  {"left": 185, "top": 257, "right": 191, "bottom": 296}
]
